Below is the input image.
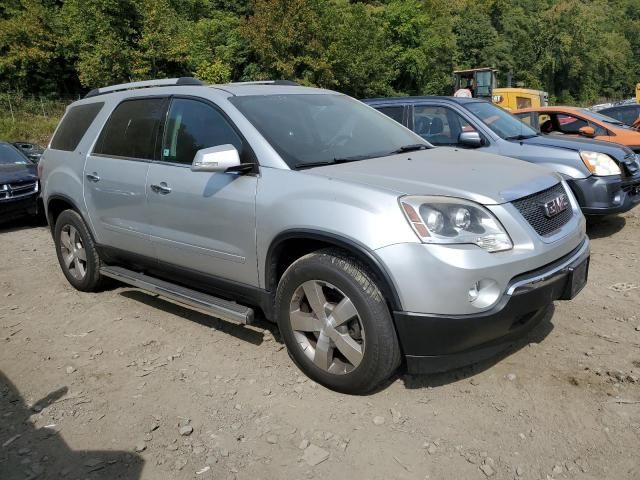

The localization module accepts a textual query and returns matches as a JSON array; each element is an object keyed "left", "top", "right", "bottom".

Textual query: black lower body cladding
[
  {"left": 568, "top": 174, "right": 640, "bottom": 215},
  {"left": 395, "top": 240, "right": 590, "bottom": 375}
]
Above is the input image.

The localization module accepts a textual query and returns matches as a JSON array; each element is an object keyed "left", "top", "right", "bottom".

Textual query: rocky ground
[{"left": 1, "top": 211, "right": 639, "bottom": 480}]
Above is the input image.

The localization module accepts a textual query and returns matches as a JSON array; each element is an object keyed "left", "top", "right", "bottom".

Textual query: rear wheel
[
  {"left": 54, "top": 210, "right": 104, "bottom": 292},
  {"left": 275, "top": 249, "right": 401, "bottom": 394}
]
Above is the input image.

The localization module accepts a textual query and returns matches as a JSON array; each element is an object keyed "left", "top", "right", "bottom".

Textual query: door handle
[
  {"left": 150, "top": 182, "right": 172, "bottom": 194},
  {"left": 86, "top": 172, "right": 100, "bottom": 183}
]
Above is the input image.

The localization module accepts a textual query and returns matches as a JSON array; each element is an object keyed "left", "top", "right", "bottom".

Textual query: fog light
[
  {"left": 468, "top": 283, "right": 480, "bottom": 302},
  {"left": 613, "top": 192, "right": 622, "bottom": 205},
  {"left": 468, "top": 279, "right": 501, "bottom": 308}
]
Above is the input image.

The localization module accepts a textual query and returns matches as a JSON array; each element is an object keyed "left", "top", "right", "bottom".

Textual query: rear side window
[
  {"left": 50, "top": 103, "right": 104, "bottom": 151},
  {"left": 94, "top": 98, "right": 165, "bottom": 160}
]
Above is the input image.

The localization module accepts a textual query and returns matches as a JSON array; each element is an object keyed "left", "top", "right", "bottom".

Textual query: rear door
[
  {"left": 84, "top": 97, "right": 166, "bottom": 256},
  {"left": 146, "top": 97, "right": 258, "bottom": 286}
]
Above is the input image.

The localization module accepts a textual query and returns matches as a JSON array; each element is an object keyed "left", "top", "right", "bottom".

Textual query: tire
[
  {"left": 54, "top": 209, "right": 104, "bottom": 292},
  {"left": 275, "top": 248, "right": 401, "bottom": 394}
]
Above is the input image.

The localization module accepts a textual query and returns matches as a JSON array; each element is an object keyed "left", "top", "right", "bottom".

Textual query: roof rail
[
  {"left": 84, "top": 77, "right": 205, "bottom": 99},
  {"left": 229, "top": 80, "right": 300, "bottom": 86}
]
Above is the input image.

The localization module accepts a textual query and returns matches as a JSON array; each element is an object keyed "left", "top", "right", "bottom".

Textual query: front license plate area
[{"left": 562, "top": 257, "right": 589, "bottom": 300}]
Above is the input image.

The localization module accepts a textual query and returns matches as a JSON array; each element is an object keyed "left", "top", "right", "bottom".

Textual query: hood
[
  {"left": 302, "top": 148, "right": 560, "bottom": 205},
  {"left": 521, "top": 134, "right": 633, "bottom": 159},
  {"left": 0, "top": 163, "right": 38, "bottom": 184}
]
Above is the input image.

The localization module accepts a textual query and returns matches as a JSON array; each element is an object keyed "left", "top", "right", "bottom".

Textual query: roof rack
[
  {"left": 229, "top": 80, "right": 299, "bottom": 86},
  {"left": 84, "top": 77, "right": 205, "bottom": 99}
]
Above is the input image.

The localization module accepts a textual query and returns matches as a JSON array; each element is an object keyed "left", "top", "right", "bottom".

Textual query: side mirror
[
  {"left": 578, "top": 126, "right": 595, "bottom": 138},
  {"left": 191, "top": 144, "right": 241, "bottom": 173},
  {"left": 459, "top": 131, "right": 483, "bottom": 148}
]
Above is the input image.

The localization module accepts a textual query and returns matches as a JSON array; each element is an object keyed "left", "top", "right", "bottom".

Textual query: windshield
[
  {"left": 465, "top": 101, "right": 538, "bottom": 140},
  {"left": 229, "top": 94, "right": 427, "bottom": 168},
  {"left": 0, "top": 144, "right": 30, "bottom": 165},
  {"left": 580, "top": 109, "right": 626, "bottom": 126}
]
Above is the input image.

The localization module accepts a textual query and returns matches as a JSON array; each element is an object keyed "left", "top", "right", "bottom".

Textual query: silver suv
[{"left": 41, "top": 78, "right": 590, "bottom": 394}]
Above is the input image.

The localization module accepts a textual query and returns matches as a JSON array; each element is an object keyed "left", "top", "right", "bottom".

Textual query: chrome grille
[
  {"left": 511, "top": 183, "right": 573, "bottom": 237},
  {"left": 0, "top": 181, "right": 38, "bottom": 200}
]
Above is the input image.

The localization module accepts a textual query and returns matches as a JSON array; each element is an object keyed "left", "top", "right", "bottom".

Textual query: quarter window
[
  {"left": 51, "top": 102, "right": 104, "bottom": 152},
  {"left": 94, "top": 98, "right": 165, "bottom": 160},
  {"left": 161, "top": 99, "right": 243, "bottom": 165}
]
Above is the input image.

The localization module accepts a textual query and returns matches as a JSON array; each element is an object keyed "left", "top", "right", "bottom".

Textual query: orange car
[{"left": 514, "top": 106, "right": 640, "bottom": 153}]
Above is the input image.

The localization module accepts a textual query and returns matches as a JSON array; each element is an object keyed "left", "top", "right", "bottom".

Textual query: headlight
[
  {"left": 400, "top": 196, "right": 513, "bottom": 252},
  {"left": 580, "top": 151, "right": 621, "bottom": 176}
]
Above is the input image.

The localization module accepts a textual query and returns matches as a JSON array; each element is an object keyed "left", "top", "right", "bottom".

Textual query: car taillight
[{"left": 37, "top": 160, "right": 44, "bottom": 178}]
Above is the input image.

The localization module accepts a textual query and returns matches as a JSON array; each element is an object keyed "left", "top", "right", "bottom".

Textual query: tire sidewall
[
  {"left": 275, "top": 253, "right": 395, "bottom": 394},
  {"left": 54, "top": 210, "right": 100, "bottom": 291}
]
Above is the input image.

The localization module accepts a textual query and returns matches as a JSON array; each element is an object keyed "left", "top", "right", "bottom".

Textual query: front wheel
[{"left": 275, "top": 249, "right": 401, "bottom": 394}]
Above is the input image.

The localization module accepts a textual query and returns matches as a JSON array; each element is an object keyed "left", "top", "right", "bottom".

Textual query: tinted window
[
  {"left": 414, "top": 105, "right": 476, "bottom": 146},
  {"left": 465, "top": 101, "right": 538, "bottom": 139},
  {"left": 50, "top": 102, "right": 104, "bottom": 151},
  {"left": 376, "top": 106, "right": 404, "bottom": 125},
  {"left": 162, "top": 99, "right": 243, "bottom": 165},
  {"left": 230, "top": 94, "right": 424, "bottom": 168},
  {"left": 0, "top": 144, "right": 30, "bottom": 165},
  {"left": 600, "top": 107, "right": 639, "bottom": 126},
  {"left": 556, "top": 114, "right": 588, "bottom": 134},
  {"left": 94, "top": 98, "right": 165, "bottom": 160}
]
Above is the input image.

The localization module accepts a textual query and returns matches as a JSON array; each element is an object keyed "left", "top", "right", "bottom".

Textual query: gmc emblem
[{"left": 542, "top": 194, "right": 569, "bottom": 218}]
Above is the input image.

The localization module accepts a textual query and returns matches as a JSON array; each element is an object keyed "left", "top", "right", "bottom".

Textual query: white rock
[
  {"left": 372, "top": 416, "right": 385, "bottom": 425},
  {"left": 179, "top": 425, "right": 194, "bottom": 436},
  {"left": 480, "top": 464, "right": 495, "bottom": 477},
  {"left": 65, "top": 366, "right": 76, "bottom": 374},
  {"left": 299, "top": 439, "right": 310, "bottom": 450},
  {"left": 302, "top": 444, "right": 330, "bottom": 466}
]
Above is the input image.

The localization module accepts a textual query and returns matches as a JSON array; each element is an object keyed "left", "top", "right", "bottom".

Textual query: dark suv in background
[
  {"left": 364, "top": 96, "right": 640, "bottom": 217},
  {"left": 0, "top": 142, "right": 40, "bottom": 224}
]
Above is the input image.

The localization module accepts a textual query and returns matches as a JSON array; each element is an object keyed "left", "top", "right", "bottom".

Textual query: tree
[
  {"left": 383, "top": 0, "right": 456, "bottom": 95},
  {"left": 0, "top": 0, "right": 73, "bottom": 93},
  {"left": 131, "top": 0, "right": 189, "bottom": 80},
  {"left": 60, "top": 0, "right": 139, "bottom": 87},
  {"left": 243, "top": 0, "right": 335, "bottom": 86}
]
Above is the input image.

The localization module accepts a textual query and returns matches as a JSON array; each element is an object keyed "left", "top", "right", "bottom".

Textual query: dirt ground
[{"left": 1, "top": 211, "right": 639, "bottom": 480}]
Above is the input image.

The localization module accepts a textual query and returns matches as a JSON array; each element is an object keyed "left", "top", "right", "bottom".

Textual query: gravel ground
[{"left": 1, "top": 211, "right": 639, "bottom": 480}]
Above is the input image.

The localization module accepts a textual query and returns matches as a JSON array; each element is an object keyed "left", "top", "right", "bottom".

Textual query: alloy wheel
[
  {"left": 289, "top": 280, "right": 365, "bottom": 375},
  {"left": 59, "top": 224, "right": 87, "bottom": 280}
]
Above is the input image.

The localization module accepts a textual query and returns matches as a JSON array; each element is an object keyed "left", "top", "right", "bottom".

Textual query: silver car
[{"left": 40, "top": 79, "right": 589, "bottom": 394}]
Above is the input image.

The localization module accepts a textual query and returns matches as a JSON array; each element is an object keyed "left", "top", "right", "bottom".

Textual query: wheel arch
[
  {"left": 46, "top": 194, "right": 87, "bottom": 235},
  {"left": 265, "top": 229, "right": 402, "bottom": 312}
]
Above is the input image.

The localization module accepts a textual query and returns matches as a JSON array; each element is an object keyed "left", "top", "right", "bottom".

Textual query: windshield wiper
[
  {"left": 505, "top": 134, "right": 538, "bottom": 141},
  {"left": 295, "top": 155, "right": 370, "bottom": 170},
  {"left": 388, "top": 144, "right": 429, "bottom": 154}
]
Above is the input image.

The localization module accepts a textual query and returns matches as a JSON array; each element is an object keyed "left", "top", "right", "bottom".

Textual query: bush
[{"left": 0, "top": 94, "right": 70, "bottom": 145}]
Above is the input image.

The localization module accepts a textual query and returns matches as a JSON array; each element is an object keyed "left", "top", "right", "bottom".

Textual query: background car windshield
[
  {"left": 580, "top": 109, "right": 625, "bottom": 126},
  {"left": 230, "top": 94, "right": 425, "bottom": 168},
  {"left": 0, "top": 144, "right": 30, "bottom": 165},
  {"left": 465, "top": 101, "right": 538, "bottom": 139}
]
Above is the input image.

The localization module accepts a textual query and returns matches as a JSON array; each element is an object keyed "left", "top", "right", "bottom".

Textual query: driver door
[{"left": 146, "top": 97, "right": 258, "bottom": 286}]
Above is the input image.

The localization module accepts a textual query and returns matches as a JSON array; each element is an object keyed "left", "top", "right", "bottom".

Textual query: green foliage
[
  {"left": 0, "top": 0, "right": 638, "bottom": 106},
  {"left": 195, "top": 59, "right": 232, "bottom": 84}
]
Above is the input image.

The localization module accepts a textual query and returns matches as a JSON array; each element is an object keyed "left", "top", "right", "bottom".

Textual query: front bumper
[
  {"left": 568, "top": 174, "right": 640, "bottom": 215},
  {"left": 394, "top": 238, "right": 590, "bottom": 374},
  {"left": 0, "top": 194, "right": 39, "bottom": 223}
]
